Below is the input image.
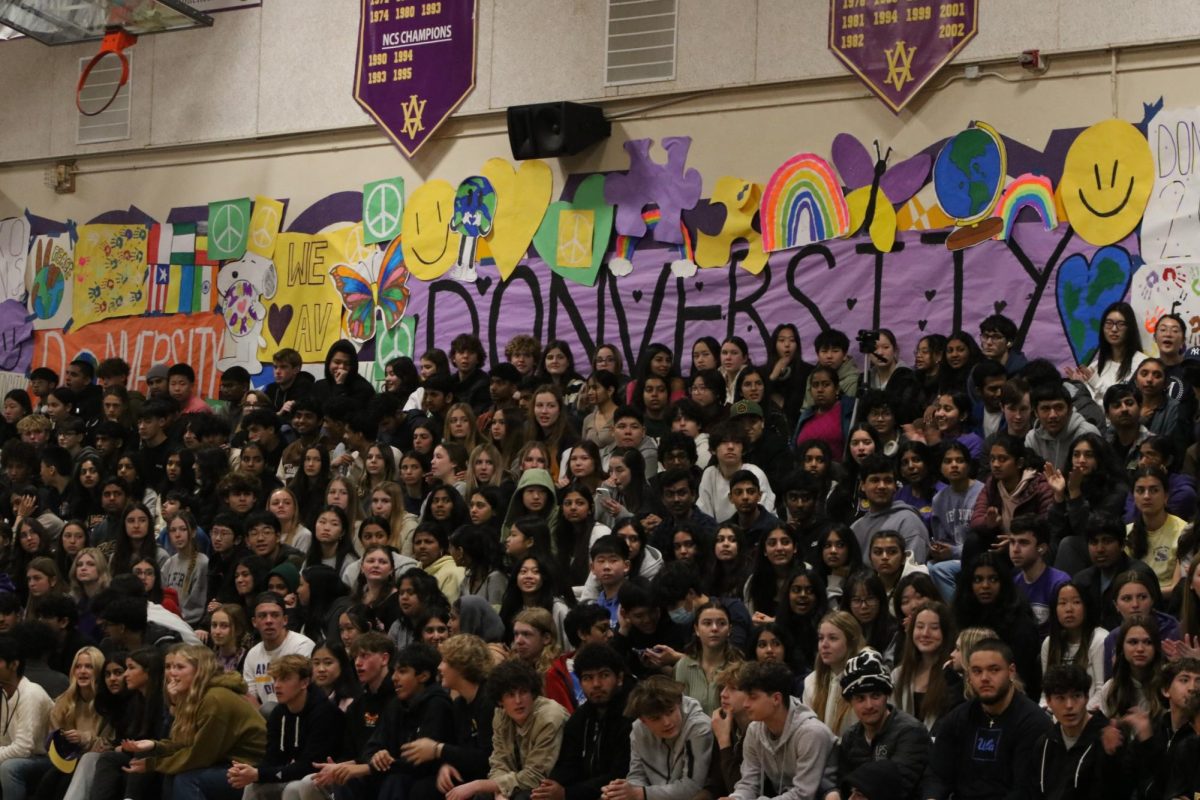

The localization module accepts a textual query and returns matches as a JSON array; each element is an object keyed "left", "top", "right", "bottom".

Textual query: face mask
[{"left": 669, "top": 607, "right": 694, "bottom": 625}]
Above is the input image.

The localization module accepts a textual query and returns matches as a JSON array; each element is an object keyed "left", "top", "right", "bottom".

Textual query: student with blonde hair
[{"left": 802, "top": 610, "right": 865, "bottom": 736}]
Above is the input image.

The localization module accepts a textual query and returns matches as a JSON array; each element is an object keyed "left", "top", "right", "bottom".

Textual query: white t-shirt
[{"left": 243, "top": 630, "right": 316, "bottom": 704}]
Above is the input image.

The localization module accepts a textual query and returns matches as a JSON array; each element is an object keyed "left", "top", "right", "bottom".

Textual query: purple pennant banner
[
  {"left": 354, "top": 0, "right": 477, "bottom": 158},
  {"left": 829, "top": 0, "right": 977, "bottom": 114}
]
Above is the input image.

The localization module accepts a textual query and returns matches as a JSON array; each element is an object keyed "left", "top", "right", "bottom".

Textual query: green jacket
[{"left": 152, "top": 673, "right": 267, "bottom": 774}]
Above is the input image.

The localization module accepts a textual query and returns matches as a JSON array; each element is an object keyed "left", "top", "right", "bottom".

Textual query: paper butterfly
[
  {"left": 329, "top": 238, "right": 410, "bottom": 343},
  {"left": 832, "top": 133, "right": 930, "bottom": 252}
]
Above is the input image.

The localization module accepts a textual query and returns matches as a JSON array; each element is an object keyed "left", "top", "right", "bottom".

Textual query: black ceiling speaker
[{"left": 507, "top": 101, "right": 611, "bottom": 160}]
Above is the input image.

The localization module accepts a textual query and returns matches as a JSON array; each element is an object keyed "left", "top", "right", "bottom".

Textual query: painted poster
[
  {"left": 27, "top": 232, "right": 74, "bottom": 330},
  {"left": 32, "top": 313, "right": 226, "bottom": 399},
  {"left": 73, "top": 223, "right": 149, "bottom": 329},
  {"left": 353, "top": 0, "right": 477, "bottom": 157},
  {"left": 1141, "top": 108, "right": 1200, "bottom": 266},
  {"left": 829, "top": 0, "right": 977, "bottom": 113}
]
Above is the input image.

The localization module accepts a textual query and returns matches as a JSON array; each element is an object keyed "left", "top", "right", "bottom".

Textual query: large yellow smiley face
[
  {"left": 401, "top": 180, "right": 461, "bottom": 280},
  {"left": 1060, "top": 119, "right": 1153, "bottom": 246}
]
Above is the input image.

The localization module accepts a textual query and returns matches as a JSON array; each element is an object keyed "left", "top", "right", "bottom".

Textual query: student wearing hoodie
[
  {"left": 444, "top": 659, "right": 569, "bottom": 800},
  {"left": 540, "top": 643, "right": 634, "bottom": 800},
  {"left": 968, "top": 435, "right": 1053, "bottom": 564},
  {"left": 311, "top": 340, "right": 375, "bottom": 410},
  {"left": 121, "top": 645, "right": 267, "bottom": 800},
  {"left": 850, "top": 455, "right": 929, "bottom": 565},
  {"left": 729, "top": 660, "right": 836, "bottom": 800},
  {"left": 828, "top": 651, "right": 930, "bottom": 800},
  {"left": 604, "top": 676, "right": 713, "bottom": 800},
  {"left": 1024, "top": 382, "right": 1099, "bottom": 473},
  {"left": 1029, "top": 664, "right": 1117, "bottom": 800},
  {"left": 227, "top": 654, "right": 344, "bottom": 800},
  {"left": 501, "top": 468, "right": 561, "bottom": 542}
]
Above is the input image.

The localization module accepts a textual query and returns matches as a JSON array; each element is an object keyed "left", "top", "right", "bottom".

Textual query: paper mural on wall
[
  {"left": 831, "top": 134, "right": 931, "bottom": 253},
  {"left": 247, "top": 196, "right": 286, "bottom": 259},
  {"left": 480, "top": 159, "right": 552, "bottom": 280},
  {"left": 448, "top": 176, "right": 497, "bottom": 283},
  {"left": 23, "top": 110, "right": 1200, "bottom": 389},
  {"left": 605, "top": 138, "right": 702, "bottom": 245},
  {"left": 1141, "top": 108, "right": 1200, "bottom": 265},
  {"left": 27, "top": 232, "right": 74, "bottom": 330},
  {"left": 256, "top": 226, "right": 363, "bottom": 363},
  {"left": 0, "top": 301, "right": 33, "bottom": 373},
  {"left": 532, "top": 174, "right": 614, "bottom": 286},
  {"left": 73, "top": 224, "right": 149, "bottom": 330},
  {"left": 362, "top": 178, "right": 405, "bottom": 246},
  {"left": 760, "top": 153, "right": 850, "bottom": 251},
  {"left": 1059, "top": 119, "right": 1154, "bottom": 247},
  {"left": 331, "top": 236, "right": 411, "bottom": 344},
  {"left": 0, "top": 218, "right": 30, "bottom": 305}
]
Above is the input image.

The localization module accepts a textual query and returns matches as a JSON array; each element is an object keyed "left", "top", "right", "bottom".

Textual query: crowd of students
[{"left": 0, "top": 301, "right": 1197, "bottom": 800}]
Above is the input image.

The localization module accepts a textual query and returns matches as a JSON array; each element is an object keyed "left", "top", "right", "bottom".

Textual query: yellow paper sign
[
  {"left": 73, "top": 224, "right": 149, "bottom": 330},
  {"left": 402, "top": 180, "right": 461, "bottom": 280},
  {"left": 247, "top": 196, "right": 285, "bottom": 258},
  {"left": 257, "top": 225, "right": 361, "bottom": 362},
  {"left": 481, "top": 158, "right": 553, "bottom": 280},
  {"left": 555, "top": 210, "right": 595, "bottom": 268},
  {"left": 695, "top": 177, "right": 768, "bottom": 274},
  {"left": 1060, "top": 119, "right": 1154, "bottom": 246}
]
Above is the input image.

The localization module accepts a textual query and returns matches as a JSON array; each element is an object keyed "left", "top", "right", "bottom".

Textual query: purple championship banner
[
  {"left": 829, "top": 0, "right": 978, "bottom": 114},
  {"left": 354, "top": 0, "right": 477, "bottom": 158}
]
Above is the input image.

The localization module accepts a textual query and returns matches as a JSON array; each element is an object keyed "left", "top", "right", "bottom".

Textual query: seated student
[
  {"left": 600, "top": 406, "right": 660, "bottom": 475},
  {"left": 1025, "top": 381, "right": 1100, "bottom": 473},
  {"left": 442, "top": 659, "right": 569, "bottom": 800},
  {"left": 1098, "top": 572, "right": 1180, "bottom": 681},
  {"left": 1030, "top": 664, "right": 1113, "bottom": 800},
  {"left": 218, "top": 472, "right": 264, "bottom": 520},
  {"left": 1007, "top": 515, "right": 1070, "bottom": 636},
  {"left": 850, "top": 455, "right": 930, "bottom": 565},
  {"left": 0, "top": 634, "right": 54, "bottom": 800},
  {"left": 603, "top": 675, "right": 712, "bottom": 800},
  {"left": 692, "top": 663, "right": 751, "bottom": 800},
  {"left": 1072, "top": 513, "right": 1161, "bottom": 630},
  {"left": 720, "top": 469, "right": 782, "bottom": 551},
  {"left": 802, "top": 329, "right": 859, "bottom": 408},
  {"left": 343, "top": 643, "right": 452, "bottom": 800},
  {"left": 120, "top": 645, "right": 266, "bottom": 800},
  {"left": 828, "top": 650, "right": 931, "bottom": 800},
  {"left": 537, "top": 643, "right": 634, "bottom": 800},
  {"left": 308, "top": 633, "right": 396, "bottom": 797},
  {"left": 926, "top": 638, "right": 1052, "bottom": 800},
  {"left": 545, "top": 604, "right": 616, "bottom": 712},
  {"left": 698, "top": 426, "right": 776, "bottom": 525},
  {"left": 1124, "top": 465, "right": 1186, "bottom": 595},
  {"left": 577, "top": 535, "right": 630, "bottom": 620},
  {"left": 651, "top": 559, "right": 753, "bottom": 654},
  {"left": 95, "top": 596, "right": 182, "bottom": 653},
  {"left": 725, "top": 660, "right": 836, "bottom": 800},
  {"left": 227, "top": 654, "right": 344, "bottom": 800},
  {"left": 868, "top": 530, "right": 928, "bottom": 604},
  {"left": 647, "top": 467, "right": 716, "bottom": 558},
  {"left": 411, "top": 522, "right": 465, "bottom": 603},
  {"left": 243, "top": 592, "right": 316, "bottom": 707},
  {"left": 610, "top": 583, "right": 671, "bottom": 680},
  {"left": 1153, "top": 659, "right": 1200, "bottom": 800}
]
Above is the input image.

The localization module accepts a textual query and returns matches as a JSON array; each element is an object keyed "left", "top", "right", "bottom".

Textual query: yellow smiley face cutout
[
  {"left": 1060, "top": 119, "right": 1153, "bottom": 246},
  {"left": 401, "top": 180, "right": 461, "bottom": 280}
]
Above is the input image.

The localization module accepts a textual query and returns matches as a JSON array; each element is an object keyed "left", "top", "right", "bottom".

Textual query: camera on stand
[{"left": 857, "top": 329, "right": 879, "bottom": 355}]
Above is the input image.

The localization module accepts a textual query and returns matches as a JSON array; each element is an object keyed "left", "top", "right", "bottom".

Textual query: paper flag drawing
[
  {"left": 0, "top": 218, "right": 29, "bottom": 305},
  {"left": 1060, "top": 119, "right": 1154, "bottom": 247},
  {"left": 760, "top": 153, "right": 850, "bottom": 251},
  {"left": 481, "top": 158, "right": 552, "bottom": 281},
  {"left": 832, "top": 134, "right": 930, "bottom": 253},
  {"left": 73, "top": 224, "right": 149, "bottom": 330},
  {"left": 207, "top": 198, "right": 252, "bottom": 260},
  {"left": 532, "top": 174, "right": 614, "bottom": 287},
  {"left": 330, "top": 237, "right": 411, "bottom": 344},
  {"left": 695, "top": 177, "right": 767, "bottom": 273},
  {"left": 996, "top": 174, "right": 1058, "bottom": 240},
  {"left": 27, "top": 232, "right": 74, "bottom": 331},
  {"left": 448, "top": 176, "right": 498, "bottom": 283},
  {"left": 401, "top": 180, "right": 461, "bottom": 281},
  {"left": 362, "top": 177, "right": 405, "bottom": 245},
  {"left": 247, "top": 196, "right": 286, "bottom": 259},
  {"left": 604, "top": 137, "right": 702, "bottom": 245}
]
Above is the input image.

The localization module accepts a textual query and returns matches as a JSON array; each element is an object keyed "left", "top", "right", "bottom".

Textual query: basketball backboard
[{"left": 0, "top": 0, "right": 211, "bottom": 46}]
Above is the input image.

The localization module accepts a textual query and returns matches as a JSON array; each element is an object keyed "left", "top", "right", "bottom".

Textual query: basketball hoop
[{"left": 76, "top": 26, "right": 137, "bottom": 117}]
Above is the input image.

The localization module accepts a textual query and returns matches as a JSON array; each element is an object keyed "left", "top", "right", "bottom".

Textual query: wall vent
[{"left": 606, "top": 0, "right": 677, "bottom": 86}]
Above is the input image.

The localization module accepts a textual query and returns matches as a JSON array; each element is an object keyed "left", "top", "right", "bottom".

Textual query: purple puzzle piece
[{"left": 605, "top": 137, "right": 703, "bottom": 245}]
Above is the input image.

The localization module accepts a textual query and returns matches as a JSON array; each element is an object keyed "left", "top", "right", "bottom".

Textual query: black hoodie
[
  {"left": 1029, "top": 712, "right": 1121, "bottom": 800},
  {"left": 441, "top": 683, "right": 494, "bottom": 781},
  {"left": 549, "top": 684, "right": 634, "bottom": 800},
  {"left": 311, "top": 339, "right": 376, "bottom": 408},
  {"left": 363, "top": 683, "right": 455, "bottom": 780},
  {"left": 258, "top": 687, "right": 345, "bottom": 784}
]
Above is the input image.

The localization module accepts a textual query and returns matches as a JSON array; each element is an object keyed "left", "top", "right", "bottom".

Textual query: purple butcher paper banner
[
  {"left": 354, "top": 0, "right": 477, "bottom": 158},
  {"left": 829, "top": 0, "right": 978, "bottom": 113},
  {"left": 401, "top": 222, "right": 1136, "bottom": 375}
]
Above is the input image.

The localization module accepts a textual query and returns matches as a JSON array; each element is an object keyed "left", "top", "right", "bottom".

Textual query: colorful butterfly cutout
[
  {"left": 329, "top": 238, "right": 410, "bottom": 343},
  {"left": 832, "top": 133, "right": 930, "bottom": 252}
]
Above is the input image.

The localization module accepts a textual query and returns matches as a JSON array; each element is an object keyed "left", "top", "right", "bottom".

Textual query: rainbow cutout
[
  {"left": 608, "top": 207, "right": 691, "bottom": 275},
  {"left": 996, "top": 174, "right": 1058, "bottom": 240},
  {"left": 760, "top": 153, "right": 850, "bottom": 251}
]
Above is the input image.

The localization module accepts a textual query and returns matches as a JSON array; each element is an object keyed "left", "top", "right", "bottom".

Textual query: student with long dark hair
[
  {"left": 772, "top": 565, "right": 828, "bottom": 669},
  {"left": 1044, "top": 431, "right": 1130, "bottom": 574},
  {"left": 953, "top": 552, "right": 1043, "bottom": 698}
]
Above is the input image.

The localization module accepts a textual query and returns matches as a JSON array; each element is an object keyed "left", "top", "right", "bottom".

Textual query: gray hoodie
[
  {"left": 731, "top": 697, "right": 837, "bottom": 800},
  {"left": 850, "top": 501, "right": 930, "bottom": 564},
  {"left": 1024, "top": 411, "right": 1099, "bottom": 471},
  {"left": 628, "top": 695, "right": 713, "bottom": 800}
]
